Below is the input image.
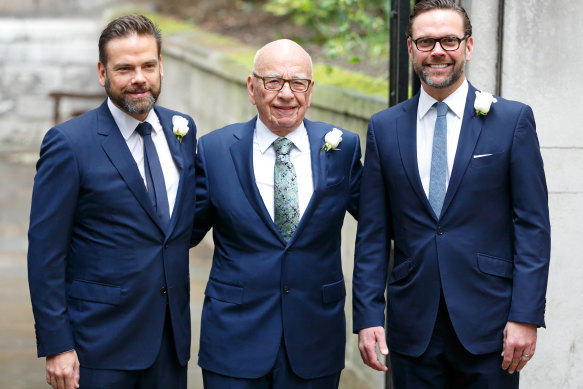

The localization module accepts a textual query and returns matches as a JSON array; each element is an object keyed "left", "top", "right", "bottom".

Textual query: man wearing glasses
[
  {"left": 191, "top": 39, "right": 362, "bottom": 388},
  {"left": 353, "top": 0, "right": 550, "bottom": 388}
]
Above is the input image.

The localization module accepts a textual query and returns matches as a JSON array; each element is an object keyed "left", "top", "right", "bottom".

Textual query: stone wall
[
  {"left": 0, "top": 17, "right": 104, "bottom": 146},
  {"left": 465, "top": 1, "right": 583, "bottom": 387}
]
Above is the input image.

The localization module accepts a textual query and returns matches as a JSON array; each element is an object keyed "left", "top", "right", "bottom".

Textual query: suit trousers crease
[
  {"left": 79, "top": 307, "right": 187, "bottom": 389},
  {"left": 389, "top": 292, "right": 519, "bottom": 389}
]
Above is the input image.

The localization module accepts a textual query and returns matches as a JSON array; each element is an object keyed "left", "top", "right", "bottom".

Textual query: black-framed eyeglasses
[
  {"left": 411, "top": 35, "right": 470, "bottom": 52},
  {"left": 252, "top": 73, "right": 312, "bottom": 93}
]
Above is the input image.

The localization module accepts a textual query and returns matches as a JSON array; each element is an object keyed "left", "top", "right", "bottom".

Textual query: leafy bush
[{"left": 263, "top": 0, "right": 389, "bottom": 62}]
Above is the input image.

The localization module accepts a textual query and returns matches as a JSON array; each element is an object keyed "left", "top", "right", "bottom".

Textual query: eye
[
  {"left": 292, "top": 80, "right": 308, "bottom": 88},
  {"left": 265, "top": 78, "right": 283, "bottom": 89},
  {"left": 416, "top": 38, "right": 435, "bottom": 49},
  {"left": 442, "top": 37, "right": 458, "bottom": 46}
]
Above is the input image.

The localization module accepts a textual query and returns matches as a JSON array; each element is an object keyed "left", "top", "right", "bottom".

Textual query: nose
[
  {"left": 431, "top": 41, "right": 447, "bottom": 55},
  {"left": 278, "top": 81, "right": 294, "bottom": 98},
  {"left": 132, "top": 69, "right": 147, "bottom": 84}
]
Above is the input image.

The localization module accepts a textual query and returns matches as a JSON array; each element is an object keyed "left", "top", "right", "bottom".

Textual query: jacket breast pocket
[
  {"left": 68, "top": 279, "right": 121, "bottom": 305},
  {"left": 477, "top": 254, "right": 513, "bottom": 279},
  {"left": 470, "top": 151, "right": 506, "bottom": 169},
  {"left": 321, "top": 279, "right": 346, "bottom": 304},
  {"left": 204, "top": 278, "right": 244, "bottom": 305}
]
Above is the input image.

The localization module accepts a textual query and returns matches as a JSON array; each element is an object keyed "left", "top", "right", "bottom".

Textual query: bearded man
[{"left": 27, "top": 14, "right": 197, "bottom": 389}]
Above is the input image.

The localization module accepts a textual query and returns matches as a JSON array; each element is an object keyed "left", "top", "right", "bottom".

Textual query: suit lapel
[
  {"left": 396, "top": 95, "right": 436, "bottom": 218},
  {"left": 441, "top": 84, "right": 483, "bottom": 216},
  {"left": 156, "top": 108, "right": 185, "bottom": 237},
  {"left": 230, "top": 118, "right": 283, "bottom": 242},
  {"left": 285, "top": 119, "right": 326, "bottom": 246},
  {"left": 97, "top": 102, "right": 165, "bottom": 232}
]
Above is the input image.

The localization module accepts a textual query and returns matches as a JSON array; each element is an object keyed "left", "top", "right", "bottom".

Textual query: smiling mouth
[
  {"left": 126, "top": 90, "right": 150, "bottom": 98},
  {"left": 427, "top": 64, "right": 450, "bottom": 69},
  {"left": 275, "top": 106, "right": 296, "bottom": 113}
]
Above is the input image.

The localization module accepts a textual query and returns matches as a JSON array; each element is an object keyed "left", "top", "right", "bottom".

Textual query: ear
[
  {"left": 305, "top": 81, "right": 314, "bottom": 108},
  {"left": 247, "top": 75, "right": 256, "bottom": 106},
  {"left": 407, "top": 38, "right": 414, "bottom": 62},
  {"left": 98, "top": 61, "right": 106, "bottom": 87},
  {"left": 465, "top": 36, "right": 474, "bottom": 62},
  {"left": 159, "top": 55, "right": 164, "bottom": 79}
]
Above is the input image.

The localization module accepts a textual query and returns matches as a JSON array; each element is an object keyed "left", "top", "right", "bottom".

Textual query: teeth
[{"left": 429, "top": 64, "right": 448, "bottom": 68}]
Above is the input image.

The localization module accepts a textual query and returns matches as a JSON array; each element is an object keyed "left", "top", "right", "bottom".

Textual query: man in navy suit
[
  {"left": 353, "top": 1, "right": 550, "bottom": 388},
  {"left": 27, "top": 15, "right": 196, "bottom": 389},
  {"left": 191, "top": 39, "right": 362, "bottom": 388}
]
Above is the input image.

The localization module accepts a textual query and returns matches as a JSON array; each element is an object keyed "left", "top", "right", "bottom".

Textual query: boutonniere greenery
[
  {"left": 172, "top": 115, "right": 189, "bottom": 143},
  {"left": 474, "top": 91, "right": 498, "bottom": 117},
  {"left": 322, "top": 128, "right": 343, "bottom": 152}
]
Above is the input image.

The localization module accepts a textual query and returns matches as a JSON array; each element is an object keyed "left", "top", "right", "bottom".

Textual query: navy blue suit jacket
[
  {"left": 27, "top": 101, "right": 197, "bottom": 369},
  {"left": 192, "top": 117, "right": 362, "bottom": 379},
  {"left": 353, "top": 83, "right": 551, "bottom": 357}
]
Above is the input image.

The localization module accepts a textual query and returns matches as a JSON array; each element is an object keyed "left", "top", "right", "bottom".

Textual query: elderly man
[
  {"left": 28, "top": 15, "right": 196, "bottom": 389},
  {"left": 191, "top": 39, "right": 362, "bottom": 388},
  {"left": 353, "top": 0, "right": 550, "bottom": 388}
]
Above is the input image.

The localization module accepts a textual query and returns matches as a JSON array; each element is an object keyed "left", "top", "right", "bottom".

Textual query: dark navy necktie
[
  {"left": 135, "top": 122, "right": 170, "bottom": 227},
  {"left": 428, "top": 101, "right": 448, "bottom": 218}
]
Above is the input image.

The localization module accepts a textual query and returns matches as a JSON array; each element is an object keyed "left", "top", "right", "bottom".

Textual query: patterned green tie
[{"left": 273, "top": 137, "right": 299, "bottom": 243}]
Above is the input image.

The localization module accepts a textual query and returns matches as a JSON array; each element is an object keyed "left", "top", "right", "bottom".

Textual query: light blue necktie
[
  {"left": 273, "top": 137, "right": 299, "bottom": 243},
  {"left": 428, "top": 102, "right": 448, "bottom": 218}
]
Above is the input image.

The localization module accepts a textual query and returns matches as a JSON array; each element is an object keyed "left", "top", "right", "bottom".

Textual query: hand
[
  {"left": 46, "top": 350, "right": 80, "bottom": 389},
  {"left": 358, "top": 326, "right": 389, "bottom": 371},
  {"left": 501, "top": 321, "right": 537, "bottom": 374}
]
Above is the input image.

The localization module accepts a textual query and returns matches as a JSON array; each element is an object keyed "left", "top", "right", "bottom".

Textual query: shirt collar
[
  {"left": 107, "top": 98, "right": 161, "bottom": 140},
  {"left": 255, "top": 117, "right": 309, "bottom": 154},
  {"left": 418, "top": 78, "right": 469, "bottom": 120}
]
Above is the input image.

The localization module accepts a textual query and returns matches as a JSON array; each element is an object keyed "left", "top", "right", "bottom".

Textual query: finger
[
  {"left": 376, "top": 329, "right": 389, "bottom": 356},
  {"left": 74, "top": 362, "right": 80, "bottom": 389},
  {"left": 516, "top": 355, "right": 529, "bottom": 372},
  {"left": 507, "top": 347, "right": 523, "bottom": 374},
  {"left": 501, "top": 343, "right": 514, "bottom": 370},
  {"left": 359, "top": 336, "right": 387, "bottom": 371},
  {"left": 56, "top": 374, "right": 66, "bottom": 389}
]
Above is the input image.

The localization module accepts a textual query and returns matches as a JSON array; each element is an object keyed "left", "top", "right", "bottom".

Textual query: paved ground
[{"left": 0, "top": 146, "right": 211, "bottom": 388}]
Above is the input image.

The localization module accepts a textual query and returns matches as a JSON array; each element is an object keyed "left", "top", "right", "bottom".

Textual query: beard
[
  {"left": 104, "top": 74, "right": 161, "bottom": 116},
  {"left": 413, "top": 49, "right": 465, "bottom": 89}
]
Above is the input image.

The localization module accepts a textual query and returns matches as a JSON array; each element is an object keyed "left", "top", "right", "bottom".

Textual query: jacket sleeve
[
  {"left": 352, "top": 118, "right": 391, "bottom": 332},
  {"left": 27, "top": 128, "right": 79, "bottom": 357},
  {"left": 190, "top": 137, "right": 213, "bottom": 246},
  {"left": 508, "top": 105, "right": 551, "bottom": 327},
  {"left": 346, "top": 133, "right": 363, "bottom": 220}
]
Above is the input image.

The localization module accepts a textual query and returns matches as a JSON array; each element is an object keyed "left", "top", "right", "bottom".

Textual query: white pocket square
[{"left": 473, "top": 154, "right": 493, "bottom": 159}]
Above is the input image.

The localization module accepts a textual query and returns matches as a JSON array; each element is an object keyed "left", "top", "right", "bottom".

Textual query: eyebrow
[{"left": 263, "top": 72, "right": 310, "bottom": 79}]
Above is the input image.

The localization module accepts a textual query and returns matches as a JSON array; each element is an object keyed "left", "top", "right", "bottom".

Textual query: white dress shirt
[
  {"left": 107, "top": 98, "right": 180, "bottom": 217},
  {"left": 416, "top": 79, "right": 469, "bottom": 198},
  {"left": 253, "top": 117, "right": 313, "bottom": 221}
]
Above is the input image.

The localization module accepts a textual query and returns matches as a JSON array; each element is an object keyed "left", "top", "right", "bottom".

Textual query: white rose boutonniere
[
  {"left": 474, "top": 91, "right": 498, "bottom": 116},
  {"left": 322, "top": 128, "right": 343, "bottom": 152},
  {"left": 172, "top": 115, "right": 189, "bottom": 143}
]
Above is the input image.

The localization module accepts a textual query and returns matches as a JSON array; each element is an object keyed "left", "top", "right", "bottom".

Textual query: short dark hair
[
  {"left": 98, "top": 14, "right": 162, "bottom": 66},
  {"left": 407, "top": 0, "right": 472, "bottom": 38}
]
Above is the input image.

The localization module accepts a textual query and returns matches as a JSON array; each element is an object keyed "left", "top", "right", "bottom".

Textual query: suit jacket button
[
  {"left": 437, "top": 227, "right": 444, "bottom": 235},
  {"left": 160, "top": 286, "right": 168, "bottom": 295},
  {"left": 283, "top": 285, "right": 290, "bottom": 294}
]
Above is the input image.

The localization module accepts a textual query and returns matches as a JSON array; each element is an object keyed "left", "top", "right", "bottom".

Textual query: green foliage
[{"left": 263, "top": 0, "right": 389, "bottom": 61}]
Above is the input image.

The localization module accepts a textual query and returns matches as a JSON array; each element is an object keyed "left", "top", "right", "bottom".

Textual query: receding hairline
[{"left": 252, "top": 40, "right": 313, "bottom": 78}]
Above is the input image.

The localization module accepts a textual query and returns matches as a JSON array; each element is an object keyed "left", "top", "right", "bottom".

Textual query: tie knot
[
  {"left": 273, "top": 137, "right": 294, "bottom": 156},
  {"left": 435, "top": 101, "right": 448, "bottom": 117},
  {"left": 135, "top": 121, "right": 153, "bottom": 137}
]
